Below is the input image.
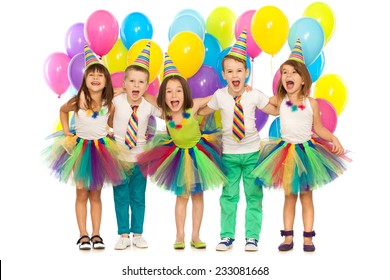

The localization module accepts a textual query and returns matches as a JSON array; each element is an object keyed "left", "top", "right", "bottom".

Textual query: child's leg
[
  {"left": 300, "top": 191, "right": 314, "bottom": 245},
  {"left": 129, "top": 165, "right": 147, "bottom": 237},
  {"left": 175, "top": 195, "right": 189, "bottom": 243},
  {"left": 113, "top": 181, "right": 131, "bottom": 237},
  {"left": 281, "top": 194, "right": 298, "bottom": 244},
  {"left": 191, "top": 192, "right": 204, "bottom": 242},
  {"left": 89, "top": 188, "right": 102, "bottom": 237},
  {"left": 75, "top": 188, "right": 89, "bottom": 240}
]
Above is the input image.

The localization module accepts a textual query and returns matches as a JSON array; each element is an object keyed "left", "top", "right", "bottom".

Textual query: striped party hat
[
  {"left": 227, "top": 29, "right": 247, "bottom": 61},
  {"left": 289, "top": 38, "right": 305, "bottom": 64},
  {"left": 132, "top": 42, "right": 151, "bottom": 71},
  {"left": 84, "top": 43, "right": 101, "bottom": 68},
  {"left": 163, "top": 52, "right": 181, "bottom": 80}
]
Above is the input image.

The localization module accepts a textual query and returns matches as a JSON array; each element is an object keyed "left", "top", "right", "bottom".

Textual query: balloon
[
  {"left": 84, "top": 10, "right": 119, "bottom": 57},
  {"left": 307, "top": 51, "right": 325, "bottom": 83},
  {"left": 67, "top": 52, "right": 85, "bottom": 90},
  {"left": 175, "top": 9, "right": 205, "bottom": 29},
  {"left": 169, "top": 14, "right": 205, "bottom": 41},
  {"left": 102, "top": 38, "right": 128, "bottom": 73},
  {"left": 303, "top": 2, "right": 336, "bottom": 45},
  {"left": 168, "top": 31, "right": 205, "bottom": 78},
  {"left": 216, "top": 47, "right": 252, "bottom": 86},
  {"left": 235, "top": 10, "right": 262, "bottom": 59},
  {"left": 269, "top": 117, "right": 281, "bottom": 139},
  {"left": 53, "top": 112, "right": 75, "bottom": 132},
  {"left": 188, "top": 65, "right": 221, "bottom": 98},
  {"left": 147, "top": 115, "right": 157, "bottom": 140},
  {"left": 316, "top": 98, "right": 337, "bottom": 133},
  {"left": 255, "top": 110, "right": 269, "bottom": 132},
  {"left": 205, "top": 6, "right": 236, "bottom": 49},
  {"left": 127, "top": 39, "right": 163, "bottom": 83},
  {"left": 110, "top": 71, "right": 125, "bottom": 88},
  {"left": 44, "top": 52, "right": 70, "bottom": 97},
  {"left": 272, "top": 70, "right": 281, "bottom": 96},
  {"left": 146, "top": 77, "right": 160, "bottom": 96},
  {"left": 120, "top": 12, "right": 153, "bottom": 49},
  {"left": 313, "top": 74, "right": 348, "bottom": 115},
  {"left": 203, "top": 33, "right": 222, "bottom": 71},
  {"left": 288, "top": 17, "right": 325, "bottom": 65},
  {"left": 64, "top": 23, "right": 85, "bottom": 59},
  {"left": 251, "top": 6, "right": 289, "bottom": 56}
]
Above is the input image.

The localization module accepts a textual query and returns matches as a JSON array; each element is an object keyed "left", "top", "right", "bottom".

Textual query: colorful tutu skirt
[
  {"left": 137, "top": 130, "right": 226, "bottom": 196},
  {"left": 251, "top": 138, "right": 351, "bottom": 194},
  {"left": 42, "top": 134, "right": 133, "bottom": 190}
]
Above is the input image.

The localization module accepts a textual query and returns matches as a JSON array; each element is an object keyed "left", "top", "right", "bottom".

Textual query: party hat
[
  {"left": 289, "top": 38, "right": 305, "bottom": 64},
  {"left": 227, "top": 29, "right": 247, "bottom": 61},
  {"left": 163, "top": 52, "right": 181, "bottom": 80},
  {"left": 84, "top": 43, "right": 101, "bottom": 68},
  {"left": 132, "top": 42, "right": 151, "bottom": 71}
]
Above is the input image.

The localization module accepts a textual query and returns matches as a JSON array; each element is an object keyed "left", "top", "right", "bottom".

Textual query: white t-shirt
[
  {"left": 75, "top": 106, "right": 109, "bottom": 140},
  {"left": 113, "top": 94, "right": 161, "bottom": 162},
  {"left": 207, "top": 87, "right": 269, "bottom": 154}
]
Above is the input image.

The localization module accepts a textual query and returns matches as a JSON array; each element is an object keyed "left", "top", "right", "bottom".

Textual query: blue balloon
[
  {"left": 203, "top": 33, "right": 222, "bottom": 71},
  {"left": 307, "top": 51, "right": 325, "bottom": 83},
  {"left": 168, "top": 14, "right": 205, "bottom": 41},
  {"left": 288, "top": 17, "right": 325, "bottom": 65},
  {"left": 175, "top": 9, "right": 205, "bottom": 29},
  {"left": 120, "top": 12, "right": 153, "bottom": 49},
  {"left": 268, "top": 117, "right": 281, "bottom": 139},
  {"left": 216, "top": 47, "right": 252, "bottom": 86}
]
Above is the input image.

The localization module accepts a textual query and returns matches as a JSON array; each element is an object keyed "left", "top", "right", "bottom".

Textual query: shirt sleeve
[
  {"left": 255, "top": 89, "right": 270, "bottom": 110},
  {"left": 207, "top": 91, "right": 219, "bottom": 110}
]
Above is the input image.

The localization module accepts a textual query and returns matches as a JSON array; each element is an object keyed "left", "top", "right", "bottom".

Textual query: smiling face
[
  {"left": 222, "top": 56, "right": 249, "bottom": 95},
  {"left": 164, "top": 79, "right": 184, "bottom": 113},
  {"left": 85, "top": 69, "right": 106, "bottom": 93},
  {"left": 281, "top": 64, "right": 304, "bottom": 95},
  {"left": 123, "top": 68, "right": 149, "bottom": 103}
]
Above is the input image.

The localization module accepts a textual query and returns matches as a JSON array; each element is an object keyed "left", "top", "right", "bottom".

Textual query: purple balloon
[
  {"left": 255, "top": 109, "right": 269, "bottom": 132},
  {"left": 188, "top": 65, "right": 221, "bottom": 98},
  {"left": 64, "top": 23, "right": 85, "bottom": 59},
  {"left": 67, "top": 52, "right": 85, "bottom": 90}
]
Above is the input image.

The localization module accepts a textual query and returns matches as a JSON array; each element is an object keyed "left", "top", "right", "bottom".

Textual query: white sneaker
[
  {"left": 114, "top": 237, "right": 131, "bottom": 250},
  {"left": 245, "top": 238, "right": 258, "bottom": 252},
  {"left": 132, "top": 236, "right": 148, "bottom": 248}
]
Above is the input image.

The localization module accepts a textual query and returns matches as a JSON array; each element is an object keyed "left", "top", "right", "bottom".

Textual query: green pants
[{"left": 220, "top": 152, "right": 263, "bottom": 240}]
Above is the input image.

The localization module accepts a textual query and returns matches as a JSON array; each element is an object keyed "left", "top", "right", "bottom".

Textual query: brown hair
[
  {"left": 222, "top": 54, "right": 247, "bottom": 71},
  {"left": 124, "top": 64, "right": 150, "bottom": 83},
  {"left": 157, "top": 75, "right": 193, "bottom": 118},
  {"left": 276, "top": 59, "right": 312, "bottom": 100}
]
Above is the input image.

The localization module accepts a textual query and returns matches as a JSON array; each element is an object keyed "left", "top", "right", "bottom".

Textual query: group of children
[{"left": 42, "top": 30, "right": 350, "bottom": 253}]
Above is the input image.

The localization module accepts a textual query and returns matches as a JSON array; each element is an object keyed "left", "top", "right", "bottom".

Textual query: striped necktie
[
  {"left": 125, "top": 105, "right": 139, "bottom": 149},
  {"left": 232, "top": 95, "right": 245, "bottom": 142}
]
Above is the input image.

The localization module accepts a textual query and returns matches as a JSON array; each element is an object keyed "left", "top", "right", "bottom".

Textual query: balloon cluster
[{"left": 44, "top": 2, "right": 348, "bottom": 134}]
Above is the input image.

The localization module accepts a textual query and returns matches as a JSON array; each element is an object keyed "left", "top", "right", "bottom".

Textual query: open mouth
[
  {"left": 286, "top": 81, "right": 294, "bottom": 90},
  {"left": 232, "top": 80, "right": 240, "bottom": 87}
]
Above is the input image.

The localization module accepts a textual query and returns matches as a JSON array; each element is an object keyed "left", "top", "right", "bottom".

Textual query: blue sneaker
[
  {"left": 216, "top": 237, "right": 234, "bottom": 251},
  {"left": 245, "top": 238, "right": 258, "bottom": 251}
]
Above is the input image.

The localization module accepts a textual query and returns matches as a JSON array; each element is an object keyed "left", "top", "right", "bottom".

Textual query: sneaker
[
  {"left": 216, "top": 237, "right": 234, "bottom": 251},
  {"left": 114, "top": 237, "right": 131, "bottom": 250},
  {"left": 245, "top": 238, "right": 258, "bottom": 252},
  {"left": 132, "top": 236, "right": 148, "bottom": 248}
]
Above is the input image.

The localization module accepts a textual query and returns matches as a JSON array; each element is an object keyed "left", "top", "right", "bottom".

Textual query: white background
[{"left": 1, "top": 0, "right": 388, "bottom": 279}]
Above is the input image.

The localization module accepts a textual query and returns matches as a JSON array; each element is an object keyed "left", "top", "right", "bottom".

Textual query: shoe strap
[
  {"left": 91, "top": 235, "right": 104, "bottom": 244},
  {"left": 303, "top": 231, "right": 316, "bottom": 238},
  {"left": 280, "top": 230, "right": 294, "bottom": 237},
  {"left": 76, "top": 235, "right": 90, "bottom": 245}
]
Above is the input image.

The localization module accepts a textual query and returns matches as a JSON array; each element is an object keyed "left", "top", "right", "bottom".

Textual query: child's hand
[
  {"left": 244, "top": 84, "right": 252, "bottom": 92},
  {"left": 114, "top": 87, "right": 125, "bottom": 96},
  {"left": 331, "top": 136, "right": 344, "bottom": 155},
  {"left": 79, "top": 90, "right": 87, "bottom": 110},
  {"left": 64, "top": 131, "right": 75, "bottom": 137}
]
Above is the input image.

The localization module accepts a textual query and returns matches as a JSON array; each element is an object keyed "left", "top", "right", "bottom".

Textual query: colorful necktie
[
  {"left": 125, "top": 105, "right": 139, "bottom": 149},
  {"left": 232, "top": 95, "right": 245, "bottom": 142}
]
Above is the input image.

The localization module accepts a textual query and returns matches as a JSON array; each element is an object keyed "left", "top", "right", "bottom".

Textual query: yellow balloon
[
  {"left": 251, "top": 6, "right": 289, "bottom": 56},
  {"left": 198, "top": 110, "right": 222, "bottom": 129},
  {"left": 313, "top": 74, "right": 348, "bottom": 115},
  {"left": 205, "top": 6, "right": 236, "bottom": 49},
  {"left": 102, "top": 39, "right": 128, "bottom": 73},
  {"left": 168, "top": 31, "right": 205, "bottom": 78},
  {"left": 127, "top": 39, "right": 163, "bottom": 83},
  {"left": 53, "top": 117, "right": 62, "bottom": 132},
  {"left": 303, "top": 2, "right": 336, "bottom": 45}
]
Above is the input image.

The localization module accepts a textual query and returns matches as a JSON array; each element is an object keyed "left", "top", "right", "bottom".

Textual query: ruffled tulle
[
  {"left": 252, "top": 138, "right": 351, "bottom": 194},
  {"left": 42, "top": 134, "right": 133, "bottom": 190},
  {"left": 137, "top": 127, "right": 225, "bottom": 196}
]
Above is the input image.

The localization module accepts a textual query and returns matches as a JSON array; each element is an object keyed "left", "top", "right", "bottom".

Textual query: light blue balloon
[
  {"left": 120, "top": 12, "right": 153, "bottom": 49},
  {"left": 168, "top": 14, "right": 205, "bottom": 41},
  {"left": 288, "top": 17, "right": 325, "bottom": 65},
  {"left": 175, "top": 9, "right": 205, "bottom": 29},
  {"left": 216, "top": 47, "right": 252, "bottom": 87},
  {"left": 307, "top": 51, "right": 325, "bottom": 83},
  {"left": 203, "top": 33, "right": 222, "bottom": 70},
  {"left": 268, "top": 117, "right": 281, "bottom": 139}
]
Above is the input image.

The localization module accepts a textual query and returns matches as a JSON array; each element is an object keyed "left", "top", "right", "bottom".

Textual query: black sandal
[
  {"left": 91, "top": 235, "right": 105, "bottom": 249},
  {"left": 76, "top": 235, "right": 91, "bottom": 250}
]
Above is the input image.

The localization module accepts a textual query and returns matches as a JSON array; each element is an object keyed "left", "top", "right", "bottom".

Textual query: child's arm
[
  {"left": 114, "top": 87, "right": 126, "bottom": 97},
  {"left": 143, "top": 92, "right": 158, "bottom": 109},
  {"left": 310, "top": 98, "right": 344, "bottom": 155},
  {"left": 260, "top": 96, "right": 279, "bottom": 116},
  {"left": 60, "top": 99, "right": 76, "bottom": 136},
  {"left": 193, "top": 95, "right": 214, "bottom": 116},
  {"left": 197, "top": 105, "right": 215, "bottom": 116},
  {"left": 107, "top": 106, "right": 115, "bottom": 137}
]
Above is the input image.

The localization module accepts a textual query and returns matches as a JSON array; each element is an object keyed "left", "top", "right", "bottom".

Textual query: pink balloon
[
  {"left": 110, "top": 71, "right": 125, "bottom": 88},
  {"left": 272, "top": 70, "right": 281, "bottom": 96},
  {"left": 84, "top": 10, "right": 119, "bottom": 57},
  {"left": 235, "top": 10, "right": 262, "bottom": 59},
  {"left": 147, "top": 78, "right": 160, "bottom": 96},
  {"left": 44, "top": 52, "right": 70, "bottom": 97},
  {"left": 316, "top": 98, "right": 337, "bottom": 133}
]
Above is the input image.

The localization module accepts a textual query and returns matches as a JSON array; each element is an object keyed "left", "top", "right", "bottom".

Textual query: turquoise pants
[
  {"left": 113, "top": 164, "right": 146, "bottom": 235},
  {"left": 220, "top": 152, "right": 264, "bottom": 240}
]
